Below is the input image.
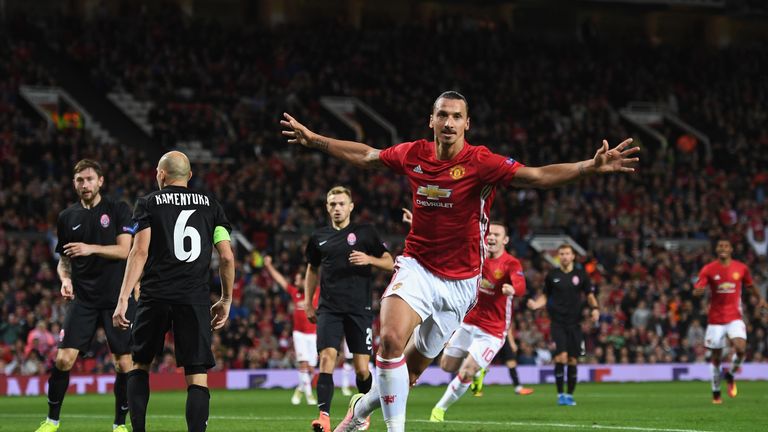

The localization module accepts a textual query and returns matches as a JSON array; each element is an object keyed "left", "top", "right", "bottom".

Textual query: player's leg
[
  {"left": 293, "top": 360, "right": 314, "bottom": 404},
  {"left": 37, "top": 303, "right": 97, "bottom": 431},
  {"left": 306, "top": 332, "right": 319, "bottom": 403},
  {"left": 374, "top": 295, "right": 422, "bottom": 432},
  {"left": 376, "top": 268, "right": 477, "bottom": 431},
  {"left": 705, "top": 324, "right": 726, "bottom": 404},
  {"left": 430, "top": 325, "right": 472, "bottom": 421},
  {"left": 102, "top": 303, "right": 135, "bottom": 431},
  {"left": 184, "top": 369, "right": 211, "bottom": 432},
  {"left": 724, "top": 320, "right": 748, "bottom": 398},
  {"left": 336, "top": 257, "right": 474, "bottom": 432},
  {"left": 314, "top": 311, "right": 343, "bottom": 431},
  {"left": 345, "top": 314, "right": 374, "bottom": 394},
  {"left": 551, "top": 323, "right": 568, "bottom": 405},
  {"left": 292, "top": 331, "right": 315, "bottom": 404},
  {"left": 434, "top": 327, "right": 501, "bottom": 421},
  {"left": 505, "top": 340, "right": 533, "bottom": 395},
  {"left": 111, "top": 354, "right": 133, "bottom": 430},
  {"left": 564, "top": 325, "right": 582, "bottom": 406},
  {"left": 172, "top": 304, "right": 217, "bottom": 432},
  {"left": 439, "top": 324, "right": 472, "bottom": 373},
  {"left": 564, "top": 356, "right": 579, "bottom": 406},
  {"left": 128, "top": 301, "right": 170, "bottom": 432},
  {"left": 432, "top": 354, "right": 481, "bottom": 421},
  {"left": 340, "top": 340, "right": 355, "bottom": 396}
]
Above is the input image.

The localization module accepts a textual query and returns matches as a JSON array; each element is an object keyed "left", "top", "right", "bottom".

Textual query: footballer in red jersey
[
  {"left": 429, "top": 222, "right": 529, "bottom": 422},
  {"left": 694, "top": 239, "right": 766, "bottom": 404},
  {"left": 264, "top": 256, "right": 320, "bottom": 406},
  {"left": 282, "top": 90, "right": 639, "bottom": 432}
]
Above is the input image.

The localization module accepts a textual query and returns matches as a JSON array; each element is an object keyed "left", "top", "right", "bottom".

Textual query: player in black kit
[
  {"left": 305, "top": 186, "right": 393, "bottom": 432},
  {"left": 527, "top": 244, "right": 599, "bottom": 407},
  {"left": 36, "top": 159, "right": 136, "bottom": 432},
  {"left": 112, "top": 151, "right": 235, "bottom": 432}
]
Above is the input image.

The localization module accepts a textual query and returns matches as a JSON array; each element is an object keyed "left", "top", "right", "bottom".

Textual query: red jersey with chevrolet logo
[
  {"left": 379, "top": 139, "right": 523, "bottom": 279},
  {"left": 695, "top": 260, "right": 753, "bottom": 324},
  {"left": 464, "top": 252, "right": 526, "bottom": 338}
]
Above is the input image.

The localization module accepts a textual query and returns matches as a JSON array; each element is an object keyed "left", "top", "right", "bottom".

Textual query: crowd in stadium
[{"left": 1, "top": 8, "right": 767, "bottom": 376}]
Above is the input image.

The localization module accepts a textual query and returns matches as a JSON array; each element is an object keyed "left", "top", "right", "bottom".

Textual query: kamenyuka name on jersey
[{"left": 154, "top": 193, "right": 210, "bottom": 206}]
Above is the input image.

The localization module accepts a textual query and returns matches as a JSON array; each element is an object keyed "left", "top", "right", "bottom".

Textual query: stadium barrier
[
  {"left": 4, "top": 364, "right": 767, "bottom": 396},
  {"left": 1, "top": 371, "right": 227, "bottom": 397},
  {"left": 227, "top": 363, "right": 768, "bottom": 389}
]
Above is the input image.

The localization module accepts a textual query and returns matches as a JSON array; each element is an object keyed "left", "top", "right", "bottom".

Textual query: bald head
[{"left": 156, "top": 151, "right": 192, "bottom": 188}]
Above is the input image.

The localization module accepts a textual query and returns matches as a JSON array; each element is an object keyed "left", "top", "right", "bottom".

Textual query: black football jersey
[
  {"left": 132, "top": 185, "right": 231, "bottom": 305},
  {"left": 55, "top": 196, "right": 135, "bottom": 308},
  {"left": 543, "top": 267, "right": 595, "bottom": 325},
  {"left": 305, "top": 223, "right": 388, "bottom": 314}
]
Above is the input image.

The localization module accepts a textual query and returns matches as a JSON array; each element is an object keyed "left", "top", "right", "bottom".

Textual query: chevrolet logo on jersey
[
  {"left": 416, "top": 185, "right": 452, "bottom": 200},
  {"left": 716, "top": 282, "right": 736, "bottom": 294},
  {"left": 479, "top": 278, "right": 495, "bottom": 294}
]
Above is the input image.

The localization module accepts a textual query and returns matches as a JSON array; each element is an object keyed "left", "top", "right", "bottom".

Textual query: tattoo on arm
[
  {"left": 578, "top": 162, "right": 586, "bottom": 177},
  {"left": 311, "top": 138, "right": 330, "bottom": 152},
  {"left": 364, "top": 149, "right": 384, "bottom": 168},
  {"left": 59, "top": 256, "right": 72, "bottom": 276}
]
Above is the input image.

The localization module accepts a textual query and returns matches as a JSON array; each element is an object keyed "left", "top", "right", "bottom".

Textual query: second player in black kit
[
  {"left": 304, "top": 186, "right": 393, "bottom": 432},
  {"left": 528, "top": 244, "right": 599, "bottom": 407},
  {"left": 112, "top": 151, "right": 235, "bottom": 432},
  {"left": 37, "top": 159, "right": 136, "bottom": 432}
]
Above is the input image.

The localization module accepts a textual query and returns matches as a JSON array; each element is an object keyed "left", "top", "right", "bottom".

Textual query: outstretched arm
[
  {"left": 511, "top": 139, "right": 639, "bottom": 189},
  {"left": 263, "top": 256, "right": 289, "bottom": 290},
  {"left": 281, "top": 113, "right": 383, "bottom": 169}
]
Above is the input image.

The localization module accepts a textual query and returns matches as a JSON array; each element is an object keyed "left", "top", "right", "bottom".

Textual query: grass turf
[{"left": 3, "top": 381, "right": 768, "bottom": 431}]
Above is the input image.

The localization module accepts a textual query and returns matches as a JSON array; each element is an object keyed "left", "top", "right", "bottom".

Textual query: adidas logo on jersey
[{"left": 413, "top": 165, "right": 423, "bottom": 174}]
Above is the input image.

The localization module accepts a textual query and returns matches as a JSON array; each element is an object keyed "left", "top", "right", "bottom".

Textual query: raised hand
[
  {"left": 280, "top": 113, "right": 316, "bottom": 148},
  {"left": 593, "top": 138, "right": 639, "bottom": 174}
]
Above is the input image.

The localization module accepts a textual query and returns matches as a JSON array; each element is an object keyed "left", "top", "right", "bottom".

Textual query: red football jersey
[
  {"left": 695, "top": 260, "right": 753, "bottom": 325},
  {"left": 464, "top": 252, "right": 526, "bottom": 338},
  {"left": 380, "top": 140, "right": 523, "bottom": 279},
  {"left": 286, "top": 284, "right": 320, "bottom": 334}
]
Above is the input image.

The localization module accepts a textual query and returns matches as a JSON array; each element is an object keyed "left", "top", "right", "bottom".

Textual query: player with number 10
[{"left": 112, "top": 151, "right": 235, "bottom": 432}]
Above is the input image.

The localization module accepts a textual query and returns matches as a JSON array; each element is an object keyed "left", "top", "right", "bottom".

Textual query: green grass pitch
[{"left": 3, "top": 381, "right": 768, "bottom": 431}]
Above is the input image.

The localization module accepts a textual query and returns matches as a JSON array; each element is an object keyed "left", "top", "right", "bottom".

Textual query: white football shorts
[
  {"left": 382, "top": 256, "right": 479, "bottom": 359},
  {"left": 704, "top": 320, "right": 747, "bottom": 349}
]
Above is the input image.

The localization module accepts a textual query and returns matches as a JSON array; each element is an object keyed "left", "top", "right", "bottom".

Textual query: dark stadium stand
[{"left": 1, "top": 6, "right": 767, "bottom": 375}]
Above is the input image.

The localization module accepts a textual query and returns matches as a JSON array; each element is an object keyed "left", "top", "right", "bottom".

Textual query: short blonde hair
[{"left": 327, "top": 186, "right": 352, "bottom": 200}]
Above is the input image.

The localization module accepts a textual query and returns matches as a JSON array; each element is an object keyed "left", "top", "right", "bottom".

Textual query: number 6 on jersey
[{"left": 174, "top": 210, "right": 201, "bottom": 262}]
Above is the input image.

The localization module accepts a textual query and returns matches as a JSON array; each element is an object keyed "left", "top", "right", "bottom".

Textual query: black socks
[
  {"left": 186, "top": 384, "right": 210, "bottom": 432},
  {"left": 47, "top": 366, "right": 70, "bottom": 421}
]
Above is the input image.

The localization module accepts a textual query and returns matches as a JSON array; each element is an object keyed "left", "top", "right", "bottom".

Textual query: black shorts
[
  {"left": 551, "top": 322, "right": 583, "bottom": 358},
  {"left": 130, "top": 301, "right": 214, "bottom": 370},
  {"left": 499, "top": 339, "right": 517, "bottom": 362},
  {"left": 60, "top": 300, "right": 136, "bottom": 355},
  {"left": 317, "top": 311, "right": 372, "bottom": 355}
]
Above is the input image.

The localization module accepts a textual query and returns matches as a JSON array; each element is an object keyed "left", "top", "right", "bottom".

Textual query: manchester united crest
[
  {"left": 449, "top": 165, "right": 466, "bottom": 180},
  {"left": 493, "top": 268, "right": 504, "bottom": 279},
  {"left": 733, "top": 272, "right": 741, "bottom": 281}
]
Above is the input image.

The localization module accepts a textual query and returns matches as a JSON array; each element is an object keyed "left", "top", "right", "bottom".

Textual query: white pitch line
[
  {"left": 409, "top": 419, "right": 714, "bottom": 432},
  {"left": 1, "top": 413, "right": 714, "bottom": 432}
]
